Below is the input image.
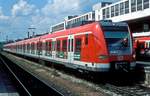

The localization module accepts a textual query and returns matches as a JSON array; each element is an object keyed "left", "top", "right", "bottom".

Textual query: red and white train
[
  {"left": 134, "top": 36, "right": 150, "bottom": 56},
  {"left": 3, "top": 20, "right": 135, "bottom": 72}
]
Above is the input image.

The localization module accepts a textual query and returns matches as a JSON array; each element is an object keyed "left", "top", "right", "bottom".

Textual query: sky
[{"left": 0, "top": 0, "right": 119, "bottom": 41}]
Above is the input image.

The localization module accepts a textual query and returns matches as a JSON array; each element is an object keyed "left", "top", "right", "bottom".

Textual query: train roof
[
  {"left": 5, "top": 21, "right": 98, "bottom": 46},
  {"left": 5, "top": 20, "right": 127, "bottom": 46}
]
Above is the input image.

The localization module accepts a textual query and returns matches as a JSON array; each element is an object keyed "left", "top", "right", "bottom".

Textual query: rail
[
  {"left": 0, "top": 55, "right": 31, "bottom": 96},
  {"left": 102, "top": 84, "right": 150, "bottom": 96}
]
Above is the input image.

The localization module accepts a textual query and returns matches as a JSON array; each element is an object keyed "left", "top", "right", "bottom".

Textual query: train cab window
[
  {"left": 139, "top": 43, "right": 145, "bottom": 49},
  {"left": 62, "top": 40, "right": 67, "bottom": 51},
  {"left": 85, "top": 34, "right": 88, "bottom": 45},
  {"left": 56, "top": 40, "right": 60, "bottom": 51},
  {"left": 75, "top": 38, "right": 82, "bottom": 52}
]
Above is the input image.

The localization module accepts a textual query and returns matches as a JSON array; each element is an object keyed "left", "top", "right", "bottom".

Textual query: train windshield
[{"left": 102, "top": 26, "right": 131, "bottom": 55}]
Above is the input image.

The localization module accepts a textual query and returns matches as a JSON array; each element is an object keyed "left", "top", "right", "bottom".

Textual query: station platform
[
  {"left": 0, "top": 58, "right": 19, "bottom": 96},
  {"left": 136, "top": 61, "right": 150, "bottom": 66}
]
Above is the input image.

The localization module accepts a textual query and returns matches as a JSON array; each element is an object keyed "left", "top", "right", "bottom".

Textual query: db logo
[{"left": 117, "top": 56, "right": 123, "bottom": 61}]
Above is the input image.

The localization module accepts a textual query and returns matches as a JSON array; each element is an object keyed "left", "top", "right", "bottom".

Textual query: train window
[
  {"left": 17, "top": 45, "right": 18, "bottom": 51},
  {"left": 23, "top": 44, "right": 25, "bottom": 53},
  {"left": 33, "top": 43, "right": 34, "bottom": 51},
  {"left": 37, "top": 42, "right": 42, "bottom": 55},
  {"left": 92, "top": 12, "right": 95, "bottom": 20},
  {"left": 89, "top": 14, "right": 91, "bottom": 19},
  {"left": 62, "top": 40, "right": 67, "bottom": 51},
  {"left": 85, "top": 34, "right": 88, "bottom": 45},
  {"left": 71, "top": 39, "right": 74, "bottom": 52},
  {"left": 75, "top": 38, "right": 82, "bottom": 52},
  {"left": 49, "top": 41, "right": 52, "bottom": 51},
  {"left": 21, "top": 45, "right": 23, "bottom": 52},
  {"left": 16, "top": 45, "right": 17, "bottom": 51},
  {"left": 36, "top": 43, "right": 38, "bottom": 54},
  {"left": 24, "top": 44, "right": 26, "bottom": 52},
  {"left": 52, "top": 41, "right": 55, "bottom": 51},
  {"left": 31, "top": 43, "right": 34, "bottom": 54},
  {"left": 57, "top": 40, "right": 60, "bottom": 51},
  {"left": 86, "top": 15, "right": 88, "bottom": 20},
  {"left": 42, "top": 42, "right": 45, "bottom": 51},
  {"left": 45, "top": 42, "right": 48, "bottom": 51},
  {"left": 48, "top": 42, "right": 50, "bottom": 51},
  {"left": 39, "top": 42, "right": 42, "bottom": 50},
  {"left": 68, "top": 39, "right": 70, "bottom": 52},
  {"left": 26, "top": 44, "right": 28, "bottom": 53},
  {"left": 45, "top": 41, "right": 51, "bottom": 56},
  {"left": 36, "top": 43, "right": 38, "bottom": 50},
  {"left": 27, "top": 43, "right": 30, "bottom": 53}
]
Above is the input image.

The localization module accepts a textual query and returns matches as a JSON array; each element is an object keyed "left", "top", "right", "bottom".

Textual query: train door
[
  {"left": 68, "top": 35, "right": 74, "bottom": 63},
  {"left": 52, "top": 38, "right": 56, "bottom": 59}
]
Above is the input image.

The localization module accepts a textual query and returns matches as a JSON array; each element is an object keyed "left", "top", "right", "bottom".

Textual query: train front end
[{"left": 97, "top": 21, "right": 136, "bottom": 72}]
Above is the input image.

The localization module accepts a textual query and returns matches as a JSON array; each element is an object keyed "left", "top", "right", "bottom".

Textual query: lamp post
[
  {"left": 0, "top": 32, "right": 3, "bottom": 42},
  {"left": 0, "top": 32, "right": 1, "bottom": 42},
  {"left": 6, "top": 35, "right": 8, "bottom": 43},
  {"left": 28, "top": 27, "right": 36, "bottom": 38}
]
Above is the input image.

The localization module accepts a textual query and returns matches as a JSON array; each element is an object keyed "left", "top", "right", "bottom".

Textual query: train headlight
[
  {"left": 99, "top": 55, "right": 109, "bottom": 60},
  {"left": 133, "top": 54, "right": 136, "bottom": 59}
]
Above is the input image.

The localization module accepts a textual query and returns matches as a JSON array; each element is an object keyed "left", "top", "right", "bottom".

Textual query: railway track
[
  {"left": 0, "top": 54, "right": 65, "bottom": 96},
  {"left": 2, "top": 52, "right": 150, "bottom": 96},
  {"left": 102, "top": 84, "right": 150, "bottom": 96},
  {"left": 0, "top": 55, "right": 31, "bottom": 96}
]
